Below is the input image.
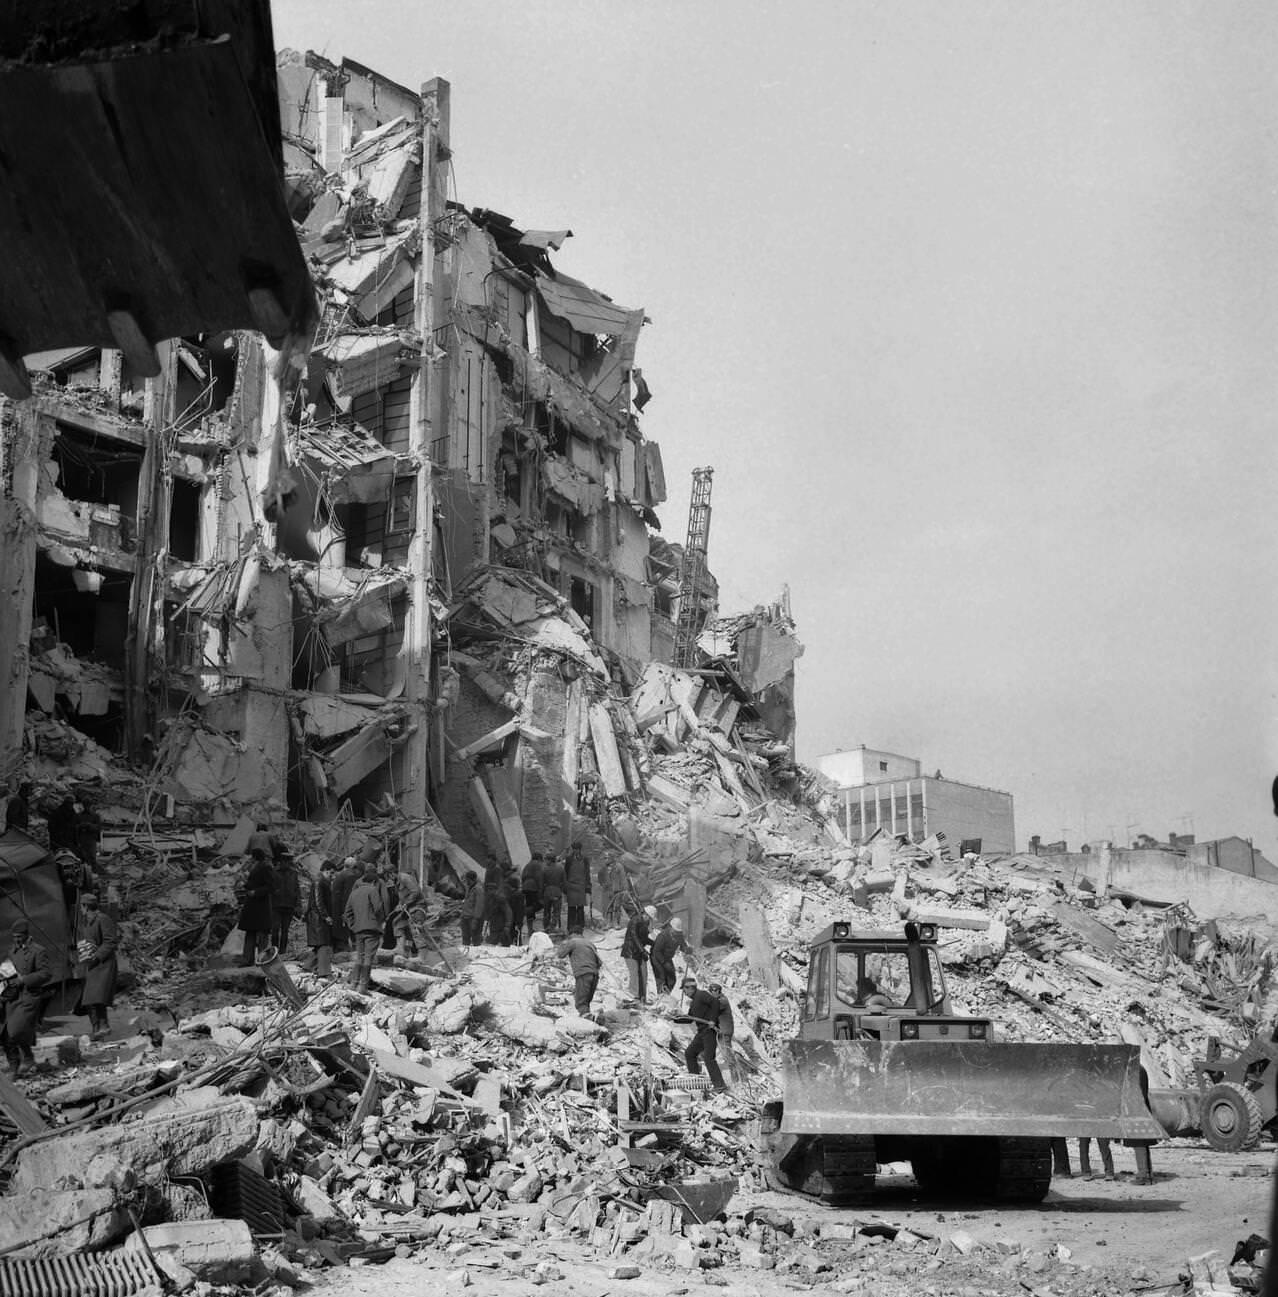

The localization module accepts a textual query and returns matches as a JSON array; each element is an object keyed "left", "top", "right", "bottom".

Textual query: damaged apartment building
[{"left": 0, "top": 49, "right": 770, "bottom": 869}]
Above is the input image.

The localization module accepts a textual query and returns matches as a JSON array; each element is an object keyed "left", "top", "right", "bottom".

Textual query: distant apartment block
[{"left": 814, "top": 745, "right": 1016, "bottom": 855}]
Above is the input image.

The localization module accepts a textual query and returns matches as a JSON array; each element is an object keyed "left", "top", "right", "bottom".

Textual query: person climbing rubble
[
  {"left": 460, "top": 870, "right": 485, "bottom": 947},
  {"left": 1, "top": 919, "right": 50, "bottom": 1078},
  {"left": 651, "top": 915, "right": 689, "bottom": 995},
  {"left": 75, "top": 892, "right": 119, "bottom": 1040},
  {"left": 556, "top": 926, "right": 601, "bottom": 1017},
  {"left": 343, "top": 865, "right": 388, "bottom": 992},
  {"left": 681, "top": 975, "right": 729, "bottom": 1093},
  {"left": 564, "top": 842, "right": 592, "bottom": 931},
  {"left": 621, "top": 903, "right": 656, "bottom": 1004},
  {"left": 601, "top": 855, "right": 631, "bottom": 926},
  {"left": 236, "top": 846, "right": 276, "bottom": 967},
  {"left": 541, "top": 852, "right": 565, "bottom": 932}
]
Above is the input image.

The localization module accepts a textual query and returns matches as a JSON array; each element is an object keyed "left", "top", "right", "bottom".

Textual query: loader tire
[
  {"left": 1201, "top": 1081, "right": 1263, "bottom": 1152},
  {"left": 992, "top": 1136, "right": 1052, "bottom": 1203}
]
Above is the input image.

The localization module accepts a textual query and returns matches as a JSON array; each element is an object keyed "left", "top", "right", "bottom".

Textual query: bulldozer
[{"left": 760, "top": 921, "right": 1165, "bottom": 1204}]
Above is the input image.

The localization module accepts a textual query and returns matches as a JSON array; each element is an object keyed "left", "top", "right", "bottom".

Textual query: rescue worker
[
  {"left": 505, "top": 864, "right": 525, "bottom": 945},
  {"left": 5, "top": 781, "right": 30, "bottom": 832},
  {"left": 343, "top": 865, "right": 388, "bottom": 992},
  {"left": 74, "top": 799, "right": 101, "bottom": 871},
  {"left": 1, "top": 920, "right": 49, "bottom": 1077},
  {"left": 329, "top": 856, "right": 359, "bottom": 953},
  {"left": 521, "top": 852, "right": 544, "bottom": 936},
  {"left": 77, "top": 893, "right": 119, "bottom": 1039},
  {"left": 556, "top": 926, "right": 602, "bottom": 1017},
  {"left": 304, "top": 860, "right": 336, "bottom": 976},
  {"left": 236, "top": 846, "right": 276, "bottom": 967},
  {"left": 46, "top": 795, "right": 78, "bottom": 852},
  {"left": 392, "top": 863, "right": 425, "bottom": 959},
  {"left": 564, "top": 843, "right": 591, "bottom": 931},
  {"left": 650, "top": 915, "right": 688, "bottom": 994},
  {"left": 484, "top": 869, "right": 511, "bottom": 946},
  {"left": 270, "top": 850, "right": 301, "bottom": 955},
  {"left": 541, "top": 853, "right": 566, "bottom": 932},
  {"left": 460, "top": 871, "right": 485, "bottom": 946},
  {"left": 621, "top": 904, "right": 656, "bottom": 1003},
  {"left": 682, "top": 976, "right": 729, "bottom": 1092},
  {"left": 602, "top": 856, "right": 631, "bottom": 926}
]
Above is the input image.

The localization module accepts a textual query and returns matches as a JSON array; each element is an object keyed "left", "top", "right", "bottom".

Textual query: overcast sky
[{"left": 273, "top": 1, "right": 1278, "bottom": 854}]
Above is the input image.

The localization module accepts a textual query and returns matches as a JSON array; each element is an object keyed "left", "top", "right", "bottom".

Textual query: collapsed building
[{"left": 0, "top": 51, "right": 802, "bottom": 877}]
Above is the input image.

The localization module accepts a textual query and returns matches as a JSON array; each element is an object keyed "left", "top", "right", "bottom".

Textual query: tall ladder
[{"left": 673, "top": 466, "right": 714, "bottom": 668}]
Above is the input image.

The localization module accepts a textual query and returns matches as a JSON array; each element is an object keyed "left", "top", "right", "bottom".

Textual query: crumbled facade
[{"left": 0, "top": 51, "right": 726, "bottom": 866}]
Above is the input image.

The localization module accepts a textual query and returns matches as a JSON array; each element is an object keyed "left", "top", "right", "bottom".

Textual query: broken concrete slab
[
  {"left": 126, "top": 1218, "right": 256, "bottom": 1284},
  {"left": 1, "top": 1187, "right": 128, "bottom": 1257},
  {"left": 10, "top": 1095, "right": 258, "bottom": 1193}
]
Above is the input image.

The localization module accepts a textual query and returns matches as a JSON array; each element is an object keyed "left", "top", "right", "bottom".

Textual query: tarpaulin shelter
[{"left": 0, "top": 826, "right": 72, "bottom": 982}]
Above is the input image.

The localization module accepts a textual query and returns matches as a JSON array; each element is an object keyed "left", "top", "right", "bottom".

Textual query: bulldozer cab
[{"left": 800, "top": 921, "right": 993, "bottom": 1043}]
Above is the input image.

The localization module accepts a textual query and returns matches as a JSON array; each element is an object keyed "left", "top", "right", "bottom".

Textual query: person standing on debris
[
  {"left": 564, "top": 843, "right": 591, "bottom": 932},
  {"left": 73, "top": 798, "right": 101, "bottom": 871},
  {"left": 621, "top": 904, "right": 656, "bottom": 1004},
  {"left": 5, "top": 781, "right": 31, "bottom": 832},
  {"left": 46, "top": 794, "right": 78, "bottom": 852},
  {"left": 541, "top": 852, "right": 565, "bottom": 932},
  {"left": 343, "top": 865, "right": 388, "bottom": 992},
  {"left": 270, "top": 851, "right": 301, "bottom": 955},
  {"left": 650, "top": 915, "right": 689, "bottom": 995},
  {"left": 484, "top": 868, "right": 512, "bottom": 946},
  {"left": 236, "top": 846, "right": 276, "bottom": 967},
  {"left": 392, "top": 863, "right": 425, "bottom": 959},
  {"left": 1, "top": 920, "right": 50, "bottom": 1077},
  {"left": 557, "top": 926, "right": 602, "bottom": 1017},
  {"left": 329, "top": 856, "right": 358, "bottom": 953},
  {"left": 304, "top": 860, "right": 336, "bottom": 977},
  {"left": 602, "top": 856, "right": 631, "bottom": 926},
  {"left": 504, "top": 864, "right": 525, "bottom": 945},
  {"left": 682, "top": 977, "right": 729, "bottom": 1092},
  {"left": 521, "top": 852, "right": 544, "bottom": 936},
  {"left": 76, "top": 893, "right": 119, "bottom": 1040},
  {"left": 460, "top": 871, "right": 485, "bottom": 947}
]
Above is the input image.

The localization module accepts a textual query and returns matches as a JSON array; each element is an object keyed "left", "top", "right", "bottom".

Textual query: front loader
[{"left": 761, "top": 922, "right": 1164, "bottom": 1204}]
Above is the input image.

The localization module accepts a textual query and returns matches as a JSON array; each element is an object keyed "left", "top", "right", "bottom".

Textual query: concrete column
[
  {"left": 890, "top": 783, "right": 898, "bottom": 834},
  {"left": 906, "top": 779, "right": 914, "bottom": 839},
  {"left": 859, "top": 787, "right": 866, "bottom": 841},
  {"left": 0, "top": 402, "right": 42, "bottom": 765},
  {"left": 233, "top": 566, "right": 292, "bottom": 808}
]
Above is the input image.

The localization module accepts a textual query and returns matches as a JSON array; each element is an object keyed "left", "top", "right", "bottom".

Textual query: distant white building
[{"left": 814, "top": 744, "right": 1016, "bottom": 855}]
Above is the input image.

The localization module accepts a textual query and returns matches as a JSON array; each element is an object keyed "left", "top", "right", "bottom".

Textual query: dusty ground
[{"left": 310, "top": 1140, "right": 1275, "bottom": 1297}]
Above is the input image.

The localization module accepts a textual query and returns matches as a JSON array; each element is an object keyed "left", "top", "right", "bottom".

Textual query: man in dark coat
[
  {"left": 484, "top": 870, "right": 511, "bottom": 946},
  {"left": 77, "top": 893, "right": 119, "bottom": 1039},
  {"left": 1, "top": 920, "right": 50, "bottom": 1077},
  {"left": 504, "top": 866, "right": 525, "bottom": 945},
  {"left": 556, "top": 927, "right": 601, "bottom": 1017},
  {"left": 391, "top": 864, "right": 425, "bottom": 959},
  {"left": 520, "top": 853, "right": 544, "bottom": 937},
  {"left": 541, "top": 854, "right": 565, "bottom": 932},
  {"left": 563, "top": 844, "right": 591, "bottom": 932},
  {"left": 621, "top": 904, "right": 655, "bottom": 1003},
  {"left": 329, "top": 856, "right": 358, "bottom": 952},
  {"left": 460, "top": 871, "right": 485, "bottom": 946},
  {"left": 650, "top": 916, "right": 688, "bottom": 995},
  {"left": 5, "top": 782, "right": 30, "bottom": 832},
  {"left": 304, "top": 861, "right": 336, "bottom": 976},
  {"left": 343, "top": 865, "right": 387, "bottom": 992},
  {"left": 46, "top": 795, "right": 78, "bottom": 851},
  {"left": 683, "top": 978, "right": 729, "bottom": 1092},
  {"left": 271, "top": 853, "right": 301, "bottom": 955},
  {"left": 236, "top": 847, "right": 276, "bottom": 967},
  {"left": 74, "top": 800, "right": 101, "bottom": 870}
]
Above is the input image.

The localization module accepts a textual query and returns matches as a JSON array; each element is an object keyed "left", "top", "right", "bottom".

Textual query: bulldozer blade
[{"left": 781, "top": 1041, "right": 1165, "bottom": 1140}]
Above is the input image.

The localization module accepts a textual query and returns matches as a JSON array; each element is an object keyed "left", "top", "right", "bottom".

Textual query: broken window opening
[
  {"left": 567, "top": 575, "right": 596, "bottom": 629},
  {"left": 50, "top": 423, "right": 143, "bottom": 548},
  {"left": 337, "top": 500, "right": 385, "bottom": 567},
  {"left": 167, "top": 478, "right": 202, "bottom": 562},
  {"left": 388, "top": 477, "right": 415, "bottom": 533},
  {"left": 32, "top": 557, "right": 132, "bottom": 668},
  {"left": 174, "top": 333, "right": 238, "bottom": 427},
  {"left": 499, "top": 440, "right": 523, "bottom": 512}
]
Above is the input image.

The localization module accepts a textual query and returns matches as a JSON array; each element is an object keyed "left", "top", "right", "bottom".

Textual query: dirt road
[{"left": 312, "top": 1140, "right": 1274, "bottom": 1297}]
